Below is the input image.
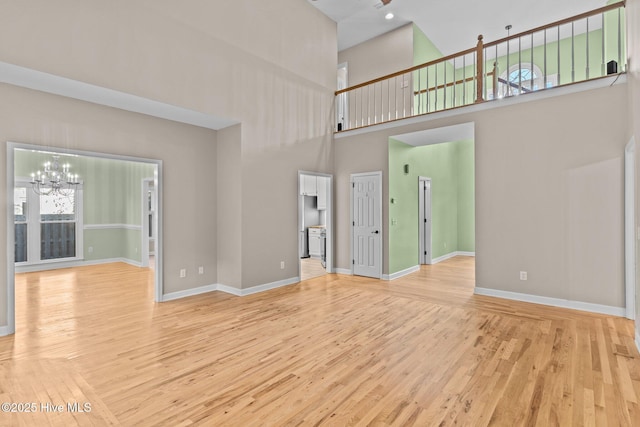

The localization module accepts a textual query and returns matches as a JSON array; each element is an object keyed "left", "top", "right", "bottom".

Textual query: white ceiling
[{"left": 308, "top": 0, "right": 607, "bottom": 53}]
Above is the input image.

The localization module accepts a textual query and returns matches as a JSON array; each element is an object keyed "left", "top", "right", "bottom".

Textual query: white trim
[
  {"left": 6, "top": 146, "right": 16, "bottom": 335},
  {"left": 216, "top": 284, "right": 243, "bottom": 296},
  {"left": 232, "top": 277, "right": 300, "bottom": 297},
  {"left": 84, "top": 223, "right": 142, "bottom": 231},
  {"left": 15, "top": 257, "right": 142, "bottom": 273},
  {"left": 457, "top": 251, "right": 476, "bottom": 257},
  {"left": 0, "top": 325, "right": 10, "bottom": 337},
  {"left": 625, "top": 137, "right": 636, "bottom": 320},
  {"left": 162, "top": 284, "right": 218, "bottom": 302},
  {"left": 431, "top": 251, "right": 475, "bottom": 264},
  {"left": 383, "top": 265, "right": 420, "bottom": 281},
  {"left": 636, "top": 330, "right": 640, "bottom": 355},
  {"left": 474, "top": 287, "right": 626, "bottom": 317},
  {"left": 335, "top": 74, "right": 627, "bottom": 139},
  {"left": 418, "top": 177, "right": 432, "bottom": 265},
  {"left": 163, "top": 277, "right": 301, "bottom": 302},
  {"left": 0, "top": 61, "right": 238, "bottom": 130},
  {"left": 335, "top": 268, "right": 352, "bottom": 275}
]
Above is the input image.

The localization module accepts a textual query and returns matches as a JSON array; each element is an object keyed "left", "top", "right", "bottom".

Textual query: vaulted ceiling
[{"left": 308, "top": 0, "right": 608, "bottom": 53}]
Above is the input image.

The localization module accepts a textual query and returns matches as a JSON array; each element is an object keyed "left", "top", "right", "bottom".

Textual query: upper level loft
[{"left": 335, "top": 1, "right": 627, "bottom": 133}]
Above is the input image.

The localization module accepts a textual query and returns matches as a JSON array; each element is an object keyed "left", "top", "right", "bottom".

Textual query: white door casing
[
  {"left": 625, "top": 138, "right": 636, "bottom": 320},
  {"left": 351, "top": 172, "right": 382, "bottom": 278},
  {"left": 419, "top": 177, "right": 432, "bottom": 265}
]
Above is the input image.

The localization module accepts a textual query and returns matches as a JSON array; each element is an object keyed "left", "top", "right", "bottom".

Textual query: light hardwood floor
[
  {"left": 300, "top": 257, "right": 326, "bottom": 281},
  {"left": 1, "top": 257, "right": 639, "bottom": 426}
]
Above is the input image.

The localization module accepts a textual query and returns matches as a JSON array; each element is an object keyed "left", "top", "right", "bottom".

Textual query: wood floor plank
[{"left": 0, "top": 257, "right": 639, "bottom": 426}]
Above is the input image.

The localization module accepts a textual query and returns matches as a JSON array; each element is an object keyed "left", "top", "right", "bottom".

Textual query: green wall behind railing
[
  {"left": 410, "top": 3, "right": 626, "bottom": 111},
  {"left": 389, "top": 139, "right": 475, "bottom": 274},
  {"left": 14, "top": 150, "right": 155, "bottom": 263}
]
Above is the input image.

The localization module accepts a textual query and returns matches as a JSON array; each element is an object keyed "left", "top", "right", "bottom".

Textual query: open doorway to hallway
[
  {"left": 7, "top": 143, "right": 162, "bottom": 335},
  {"left": 298, "top": 171, "right": 333, "bottom": 281},
  {"left": 387, "top": 123, "right": 475, "bottom": 280}
]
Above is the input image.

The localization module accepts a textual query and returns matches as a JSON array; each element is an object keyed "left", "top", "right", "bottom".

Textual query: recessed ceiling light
[{"left": 385, "top": 12, "right": 394, "bottom": 20}]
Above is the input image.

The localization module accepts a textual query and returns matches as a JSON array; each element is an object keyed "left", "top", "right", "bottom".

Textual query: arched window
[{"left": 498, "top": 63, "right": 555, "bottom": 97}]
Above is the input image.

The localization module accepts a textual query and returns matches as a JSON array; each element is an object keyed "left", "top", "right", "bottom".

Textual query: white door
[
  {"left": 351, "top": 172, "right": 382, "bottom": 278},
  {"left": 419, "top": 177, "right": 432, "bottom": 264}
]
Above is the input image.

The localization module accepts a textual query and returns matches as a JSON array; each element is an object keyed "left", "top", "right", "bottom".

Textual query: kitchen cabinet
[
  {"left": 317, "top": 176, "right": 328, "bottom": 210},
  {"left": 308, "top": 228, "right": 323, "bottom": 258},
  {"left": 300, "top": 175, "right": 317, "bottom": 196}
]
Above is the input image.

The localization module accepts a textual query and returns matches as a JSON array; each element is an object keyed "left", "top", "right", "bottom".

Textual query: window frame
[{"left": 14, "top": 177, "right": 84, "bottom": 266}]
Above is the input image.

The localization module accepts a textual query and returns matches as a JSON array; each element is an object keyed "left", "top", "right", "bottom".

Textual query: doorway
[
  {"left": 141, "top": 178, "right": 157, "bottom": 269},
  {"left": 6, "top": 142, "right": 163, "bottom": 335},
  {"left": 298, "top": 171, "right": 333, "bottom": 281},
  {"left": 419, "top": 177, "right": 432, "bottom": 265},
  {"left": 351, "top": 171, "right": 382, "bottom": 279}
]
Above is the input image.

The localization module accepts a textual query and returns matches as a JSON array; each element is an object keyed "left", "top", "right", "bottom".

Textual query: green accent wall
[
  {"left": 14, "top": 149, "right": 155, "bottom": 263},
  {"left": 413, "top": 24, "right": 444, "bottom": 65},
  {"left": 411, "top": 5, "right": 626, "bottom": 109},
  {"left": 389, "top": 139, "right": 475, "bottom": 274}
]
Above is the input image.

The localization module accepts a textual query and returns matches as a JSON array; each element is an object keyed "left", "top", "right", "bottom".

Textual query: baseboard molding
[
  {"left": 0, "top": 325, "right": 11, "bottom": 337},
  {"left": 83, "top": 258, "right": 143, "bottom": 268},
  {"left": 15, "top": 257, "right": 143, "bottom": 273},
  {"left": 431, "top": 251, "right": 475, "bottom": 265},
  {"left": 474, "top": 287, "right": 626, "bottom": 317},
  {"left": 162, "top": 284, "right": 218, "bottom": 302},
  {"left": 383, "top": 265, "right": 420, "bottom": 281},
  {"left": 216, "top": 284, "right": 243, "bottom": 296},
  {"left": 457, "top": 251, "right": 475, "bottom": 257},
  {"left": 229, "top": 277, "right": 300, "bottom": 297},
  {"left": 334, "top": 268, "right": 352, "bottom": 275}
]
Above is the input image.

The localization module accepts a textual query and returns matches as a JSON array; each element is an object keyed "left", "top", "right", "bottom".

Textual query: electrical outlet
[
  {"left": 520, "top": 271, "right": 527, "bottom": 281},
  {"left": 198, "top": 266, "right": 204, "bottom": 275},
  {"left": 180, "top": 269, "right": 186, "bottom": 278},
  {"left": 391, "top": 218, "right": 397, "bottom": 225},
  {"left": 280, "top": 261, "right": 285, "bottom": 269}
]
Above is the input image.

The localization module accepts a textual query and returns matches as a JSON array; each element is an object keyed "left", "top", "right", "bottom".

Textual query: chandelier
[{"left": 30, "top": 155, "right": 80, "bottom": 196}]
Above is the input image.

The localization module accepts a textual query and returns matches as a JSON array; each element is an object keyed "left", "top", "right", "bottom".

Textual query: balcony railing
[{"left": 335, "top": 1, "right": 626, "bottom": 132}]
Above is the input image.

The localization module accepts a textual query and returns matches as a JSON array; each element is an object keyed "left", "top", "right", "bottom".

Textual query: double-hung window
[{"left": 14, "top": 179, "right": 83, "bottom": 265}]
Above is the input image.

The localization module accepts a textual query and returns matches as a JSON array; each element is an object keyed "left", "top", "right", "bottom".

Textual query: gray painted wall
[{"left": 336, "top": 83, "right": 628, "bottom": 308}]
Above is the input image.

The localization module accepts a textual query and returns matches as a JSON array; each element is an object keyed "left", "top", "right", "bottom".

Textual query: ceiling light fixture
[
  {"left": 385, "top": 12, "right": 394, "bottom": 20},
  {"left": 30, "top": 155, "right": 80, "bottom": 196}
]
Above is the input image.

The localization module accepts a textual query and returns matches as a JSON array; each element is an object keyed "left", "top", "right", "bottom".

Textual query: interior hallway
[{"left": 1, "top": 257, "right": 638, "bottom": 425}]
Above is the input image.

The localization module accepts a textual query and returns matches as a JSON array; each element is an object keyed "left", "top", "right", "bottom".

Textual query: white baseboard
[
  {"left": 164, "top": 277, "right": 301, "bottom": 302},
  {"left": 334, "top": 268, "right": 352, "bottom": 275},
  {"left": 457, "top": 251, "right": 475, "bottom": 257},
  {"left": 83, "top": 258, "right": 143, "bottom": 268},
  {"left": 474, "top": 287, "right": 626, "bottom": 317},
  {"left": 219, "top": 277, "right": 300, "bottom": 297},
  {"left": 15, "top": 257, "right": 142, "bottom": 273},
  {"left": 216, "top": 284, "right": 243, "bottom": 296},
  {"left": 431, "top": 251, "right": 475, "bottom": 265},
  {"left": 0, "top": 325, "right": 11, "bottom": 337},
  {"left": 162, "top": 284, "right": 218, "bottom": 302},
  {"left": 383, "top": 265, "right": 420, "bottom": 281}
]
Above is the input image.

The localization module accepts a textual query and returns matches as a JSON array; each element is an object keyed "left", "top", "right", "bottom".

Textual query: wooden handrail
[
  {"left": 335, "top": 1, "right": 625, "bottom": 97},
  {"left": 484, "top": 1, "right": 625, "bottom": 48},
  {"left": 334, "top": 46, "right": 476, "bottom": 96},
  {"left": 413, "top": 71, "right": 495, "bottom": 96}
]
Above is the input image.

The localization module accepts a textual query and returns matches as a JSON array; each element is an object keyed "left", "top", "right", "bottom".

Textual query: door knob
[{"left": 372, "top": 230, "right": 379, "bottom": 234}]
